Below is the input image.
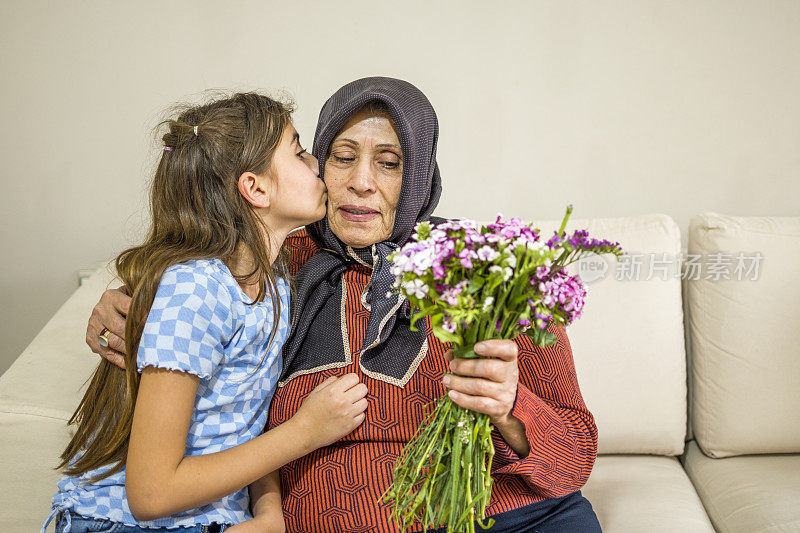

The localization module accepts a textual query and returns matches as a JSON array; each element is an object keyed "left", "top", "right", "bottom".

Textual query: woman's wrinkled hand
[
  {"left": 86, "top": 286, "right": 131, "bottom": 369},
  {"left": 442, "top": 339, "right": 520, "bottom": 427}
]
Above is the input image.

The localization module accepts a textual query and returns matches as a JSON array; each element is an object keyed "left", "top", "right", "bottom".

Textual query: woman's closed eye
[
  {"left": 377, "top": 153, "right": 401, "bottom": 170},
  {"left": 331, "top": 153, "right": 355, "bottom": 164},
  {"left": 378, "top": 159, "right": 400, "bottom": 169},
  {"left": 296, "top": 148, "right": 308, "bottom": 159}
]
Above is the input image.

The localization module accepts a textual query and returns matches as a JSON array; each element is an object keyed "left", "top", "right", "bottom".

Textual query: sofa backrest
[
  {"left": 0, "top": 266, "right": 117, "bottom": 422},
  {"left": 535, "top": 213, "right": 687, "bottom": 455},
  {"left": 687, "top": 213, "right": 800, "bottom": 458}
]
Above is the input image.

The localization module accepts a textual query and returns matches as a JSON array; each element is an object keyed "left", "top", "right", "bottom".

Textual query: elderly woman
[{"left": 87, "top": 77, "right": 601, "bottom": 532}]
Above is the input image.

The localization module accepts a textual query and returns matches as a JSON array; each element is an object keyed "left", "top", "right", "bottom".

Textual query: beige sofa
[{"left": 1, "top": 213, "right": 798, "bottom": 532}]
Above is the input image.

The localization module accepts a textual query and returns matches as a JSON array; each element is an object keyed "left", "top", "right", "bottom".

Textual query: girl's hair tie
[
  {"left": 193, "top": 125, "right": 198, "bottom": 136},
  {"left": 164, "top": 146, "right": 173, "bottom": 151}
]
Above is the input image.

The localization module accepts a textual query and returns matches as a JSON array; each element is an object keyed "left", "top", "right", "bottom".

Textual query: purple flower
[
  {"left": 546, "top": 232, "right": 564, "bottom": 248},
  {"left": 485, "top": 232, "right": 504, "bottom": 244},
  {"left": 464, "top": 229, "right": 486, "bottom": 245},
  {"left": 535, "top": 271, "right": 586, "bottom": 325},
  {"left": 563, "top": 229, "right": 622, "bottom": 255},
  {"left": 439, "top": 281, "right": 467, "bottom": 306},
  {"left": 458, "top": 248, "right": 477, "bottom": 269}
]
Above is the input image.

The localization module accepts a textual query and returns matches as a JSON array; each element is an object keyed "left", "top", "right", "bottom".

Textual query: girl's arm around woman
[{"left": 126, "top": 369, "right": 366, "bottom": 521}]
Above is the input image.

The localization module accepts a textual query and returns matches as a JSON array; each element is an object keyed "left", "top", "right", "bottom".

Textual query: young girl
[{"left": 43, "top": 93, "right": 369, "bottom": 532}]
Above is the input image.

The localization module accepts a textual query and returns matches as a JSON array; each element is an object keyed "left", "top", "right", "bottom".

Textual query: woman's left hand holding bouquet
[{"left": 442, "top": 339, "right": 530, "bottom": 458}]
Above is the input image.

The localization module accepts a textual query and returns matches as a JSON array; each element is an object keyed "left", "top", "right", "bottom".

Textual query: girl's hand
[
  {"left": 226, "top": 514, "right": 285, "bottom": 533},
  {"left": 292, "top": 373, "right": 368, "bottom": 450}
]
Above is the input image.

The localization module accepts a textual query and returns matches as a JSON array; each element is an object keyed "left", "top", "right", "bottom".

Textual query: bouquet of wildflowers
[{"left": 381, "top": 206, "right": 622, "bottom": 533}]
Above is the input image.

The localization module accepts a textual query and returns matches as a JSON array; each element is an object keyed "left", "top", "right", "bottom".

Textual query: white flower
[
  {"left": 490, "top": 265, "right": 513, "bottom": 281},
  {"left": 430, "top": 229, "right": 448, "bottom": 241},
  {"left": 391, "top": 253, "right": 409, "bottom": 270},
  {"left": 482, "top": 296, "right": 495, "bottom": 311},
  {"left": 402, "top": 278, "right": 429, "bottom": 299},
  {"left": 504, "top": 254, "right": 517, "bottom": 268},
  {"left": 411, "top": 246, "right": 436, "bottom": 272},
  {"left": 477, "top": 246, "right": 500, "bottom": 262},
  {"left": 513, "top": 237, "right": 528, "bottom": 249}
]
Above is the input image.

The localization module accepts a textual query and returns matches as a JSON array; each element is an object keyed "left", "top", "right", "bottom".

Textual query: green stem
[{"left": 557, "top": 204, "right": 573, "bottom": 237}]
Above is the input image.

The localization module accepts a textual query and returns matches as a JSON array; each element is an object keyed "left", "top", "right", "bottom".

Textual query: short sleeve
[{"left": 137, "top": 263, "right": 235, "bottom": 379}]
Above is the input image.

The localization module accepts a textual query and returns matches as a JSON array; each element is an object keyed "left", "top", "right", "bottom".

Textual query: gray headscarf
[{"left": 279, "top": 77, "right": 443, "bottom": 387}]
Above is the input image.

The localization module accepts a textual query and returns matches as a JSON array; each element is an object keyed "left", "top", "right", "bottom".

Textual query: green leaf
[
  {"left": 432, "top": 325, "right": 462, "bottom": 345},
  {"left": 467, "top": 276, "right": 486, "bottom": 294},
  {"left": 541, "top": 331, "right": 557, "bottom": 345},
  {"left": 523, "top": 328, "right": 558, "bottom": 346},
  {"left": 452, "top": 343, "right": 479, "bottom": 360},
  {"left": 410, "top": 308, "right": 431, "bottom": 332}
]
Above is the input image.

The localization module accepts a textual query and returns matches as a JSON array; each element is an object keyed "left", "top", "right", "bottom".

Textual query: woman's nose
[{"left": 349, "top": 159, "right": 376, "bottom": 194}]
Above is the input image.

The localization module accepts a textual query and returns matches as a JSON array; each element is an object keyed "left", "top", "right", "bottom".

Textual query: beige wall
[{"left": 1, "top": 0, "right": 798, "bottom": 375}]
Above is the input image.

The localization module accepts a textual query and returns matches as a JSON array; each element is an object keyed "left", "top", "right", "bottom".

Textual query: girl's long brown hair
[{"left": 58, "top": 92, "right": 293, "bottom": 482}]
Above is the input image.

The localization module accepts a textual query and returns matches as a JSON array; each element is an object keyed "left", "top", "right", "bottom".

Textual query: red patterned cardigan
[{"left": 268, "top": 228, "right": 598, "bottom": 533}]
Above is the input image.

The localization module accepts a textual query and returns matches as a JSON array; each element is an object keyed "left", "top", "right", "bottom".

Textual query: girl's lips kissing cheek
[{"left": 339, "top": 205, "right": 380, "bottom": 222}]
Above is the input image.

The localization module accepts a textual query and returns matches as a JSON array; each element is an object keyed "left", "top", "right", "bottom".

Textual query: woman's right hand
[
  {"left": 86, "top": 286, "right": 132, "bottom": 369},
  {"left": 292, "top": 373, "right": 368, "bottom": 450}
]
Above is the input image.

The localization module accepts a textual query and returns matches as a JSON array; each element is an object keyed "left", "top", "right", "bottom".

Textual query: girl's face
[
  {"left": 267, "top": 124, "right": 326, "bottom": 229},
  {"left": 323, "top": 111, "right": 403, "bottom": 248}
]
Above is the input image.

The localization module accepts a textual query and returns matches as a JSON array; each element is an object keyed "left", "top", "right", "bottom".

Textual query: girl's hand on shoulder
[
  {"left": 292, "top": 373, "right": 368, "bottom": 449},
  {"left": 226, "top": 514, "right": 285, "bottom": 533}
]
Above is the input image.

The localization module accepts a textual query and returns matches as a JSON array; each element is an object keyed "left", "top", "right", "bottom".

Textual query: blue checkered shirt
[{"left": 45, "top": 259, "right": 290, "bottom": 531}]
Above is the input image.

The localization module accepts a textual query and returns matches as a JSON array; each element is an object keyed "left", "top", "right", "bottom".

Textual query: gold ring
[{"left": 98, "top": 327, "right": 111, "bottom": 348}]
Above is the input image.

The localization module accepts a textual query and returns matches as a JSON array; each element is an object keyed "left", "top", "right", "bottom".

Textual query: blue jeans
[
  {"left": 53, "top": 511, "right": 230, "bottom": 533},
  {"left": 419, "top": 491, "right": 602, "bottom": 533}
]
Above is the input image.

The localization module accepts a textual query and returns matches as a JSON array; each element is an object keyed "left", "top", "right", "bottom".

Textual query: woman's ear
[{"left": 237, "top": 171, "right": 271, "bottom": 209}]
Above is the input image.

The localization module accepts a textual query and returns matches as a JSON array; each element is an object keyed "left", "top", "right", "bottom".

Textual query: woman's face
[
  {"left": 324, "top": 110, "right": 403, "bottom": 248},
  {"left": 269, "top": 123, "right": 326, "bottom": 228}
]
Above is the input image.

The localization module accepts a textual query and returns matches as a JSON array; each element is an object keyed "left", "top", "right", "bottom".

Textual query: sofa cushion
[
  {"left": 0, "top": 411, "right": 72, "bottom": 531},
  {"left": 536, "top": 214, "right": 687, "bottom": 455},
  {"left": 687, "top": 214, "right": 800, "bottom": 457},
  {"left": 683, "top": 440, "right": 800, "bottom": 532},
  {"left": 0, "top": 266, "right": 117, "bottom": 420},
  {"left": 583, "top": 454, "right": 713, "bottom": 532}
]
